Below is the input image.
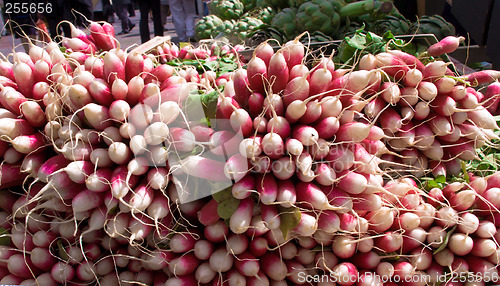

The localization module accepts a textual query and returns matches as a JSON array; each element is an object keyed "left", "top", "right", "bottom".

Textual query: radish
[
  {"left": 247, "top": 55, "right": 267, "bottom": 93},
  {"left": 230, "top": 197, "right": 254, "bottom": 234},
  {"left": 267, "top": 50, "right": 289, "bottom": 94},
  {"left": 427, "top": 36, "right": 465, "bottom": 56}
]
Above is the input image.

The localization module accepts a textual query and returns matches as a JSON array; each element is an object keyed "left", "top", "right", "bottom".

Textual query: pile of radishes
[{"left": 0, "top": 22, "right": 499, "bottom": 285}]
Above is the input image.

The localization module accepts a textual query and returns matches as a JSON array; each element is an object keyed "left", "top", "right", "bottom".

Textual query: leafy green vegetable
[
  {"left": 217, "top": 197, "right": 240, "bottom": 220},
  {"left": 335, "top": 26, "right": 415, "bottom": 66},
  {"left": 279, "top": 206, "right": 301, "bottom": 239},
  {"left": 0, "top": 228, "right": 10, "bottom": 246},
  {"left": 433, "top": 225, "right": 457, "bottom": 255},
  {"left": 212, "top": 187, "right": 233, "bottom": 202}
]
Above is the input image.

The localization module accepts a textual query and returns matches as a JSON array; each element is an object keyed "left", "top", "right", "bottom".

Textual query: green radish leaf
[
  {"left": 435, "top": 175, "right": 446, "bottom": 184},
  {"left": 433, "top": 225, "right": 457, "bottom": 255},
  {"left": 217, "top": 197, "right": 240, "bottom": 220},
  {"left": 279, "top": 206, "right": 301, "bottom": 240},
  {"left": 426, "top": 179, "right": 439, "bottom": 190},
  {"left": 0, "top": 228, "right": 10, "bottom": 246},
  {"left": 212, "top": 186, "right": 233, "bottom": 202},
  {"left": 461, "top": 161, "right": 470, "bottom": 183},
  {"left": 57, "top": 240, "right": 69, "bottom": 261},
  {"left": 201, "top": 87, "right": 222, "bottom": 121}
]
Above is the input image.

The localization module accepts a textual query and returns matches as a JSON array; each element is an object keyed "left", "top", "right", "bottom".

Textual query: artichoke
[
  {"left": 411, "top": 15, "right": 456, "bottom": 40},
  {"left": 213, "top": 19, "right": 238, "bottom": 38},
  {"left": 370, "top": 14, "right": 411, "bottom": 36},
  {"left": 288, "top": 0, "right": 307, "bottom": 8},
  {"left": 255, "top": 0, "right": 288, "bottom": 10},
  {"left": 245, "top": 25, "right": 286, "bottom": 47},
  {"left": 195, "top": 15, "right": 224, "bottom": 39},
  {"left": 271, "top": 8, "right": 298, "bottom": 39},
  {"left": 235, "top": 17, "right": 264, "bottom": 42},
  {"left": 241, "top": 0, "right": 257, "bottom": 12},
  {"left": 242, "top": 7, "right": 276, "bottom": 24},
  {"left": 208, "top": 0, "right": 244, "bottom": 20},
  {"left": 303, "top": 31, "right": 334, "bottom": 43},
  {"left": 295, "top": 0, "right": 341, "bottom": 37}
]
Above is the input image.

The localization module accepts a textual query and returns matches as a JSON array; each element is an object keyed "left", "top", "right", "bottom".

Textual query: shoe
[
  {"left": 129, "top": 23, "right": 136, "bottom": 31},
  {"left": 188, "top": 36, "right": 198, "bottom": 43},
  {"left": 118, "top": 30, "right": 129, "bottom": 35}
]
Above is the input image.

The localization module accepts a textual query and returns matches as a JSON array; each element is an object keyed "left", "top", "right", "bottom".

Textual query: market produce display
[{"left": 0, "top": 18, "right": 500, "bottom": 286}]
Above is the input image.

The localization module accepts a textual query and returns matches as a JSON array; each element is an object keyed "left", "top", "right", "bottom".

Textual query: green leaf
[
  {"left": 217, "top": 197, "right": 240, "bottom": 220},
  {"left": 433, "top": 225, "right": 457, "bottom": 255},
  {"left": 426, "top": 179, "right": 439, "bottom": 190},
  {"left": 57, "top": 240, "right": 69, "bottom": 261},
  {"left": 212, "top": 186, "right": 233, "bottom": 202},
  {"left": 279, "top": 206, "right": 301, "bottom": 240},
  {"left": 461, "top": 160, "right": 470, "bottom": 183},
  {"left": 435, "top": 175, "right": 446, "bottom": 184},
  {"left": 201, "top": 87, "right": 222, "bottom": 121},
  {"left": 0, "top": 228, "right": 10, "bottom": 246}
]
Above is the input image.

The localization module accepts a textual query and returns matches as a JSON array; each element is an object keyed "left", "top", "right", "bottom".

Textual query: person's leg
[
  {"left": 169, "top": 0, "right": 186, "bottom": 41},
  {"left": 76, "top": 0, "right": 93, "bottom": 25},
  {"left": 183, "top": 0, "right": 197, "bottom": 39},
  {"left": 116, "top": 5, "right": 130, "bottom": 33},
  {"left": 138, "top": 1, "right": 151, "bottom": 43},
  {"left": 151, "top": 0, "right": 164, "bottom": 37}
]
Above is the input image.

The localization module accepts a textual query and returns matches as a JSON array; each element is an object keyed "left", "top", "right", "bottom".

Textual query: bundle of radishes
[{"left": 0, "top": 21, "right": 499, "bottom": 285}]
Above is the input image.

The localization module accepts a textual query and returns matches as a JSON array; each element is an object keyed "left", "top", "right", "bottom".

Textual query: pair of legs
[
  {"left": 115, "top": 4, "right": 134, "bottom": 34},
  {"left": 169, "top": 0, "right": 196, "bottom": 42},
  {"left": 138, "top": 0, "right": 163, "bottom": 43}
]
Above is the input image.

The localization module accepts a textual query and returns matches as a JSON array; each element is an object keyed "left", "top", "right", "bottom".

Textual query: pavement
[{"left": 0, "top": 10, "right": 182, "bottom": 56}]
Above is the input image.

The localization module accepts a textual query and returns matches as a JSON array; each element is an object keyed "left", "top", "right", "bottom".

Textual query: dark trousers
[
  {"left": 65, "top": 0, "right": 93, "bottom": 27},
  {"left": 115, "top": 4, "right": 133, "bottom": 32},
  {"left": 138, "top": 0, "right": 163, "bottom": 43}
]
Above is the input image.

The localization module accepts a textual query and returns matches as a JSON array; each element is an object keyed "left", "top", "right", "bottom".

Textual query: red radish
[
  {"left": 387, "top": 49, "right": 425, "bottom": 71},
  {"left": 403, "top": 68, "right": 423, "bottom": 87},
  {"left": 230, "top": 108, "right": 253, "bottom": 137},
  {"left": 88, "top": 78, "right": 113, "bottom": 106},
  {"left": 359, "top": 53, "right": 377, "bottom": 70},
  {"left": 275, "top": 179, "right": 296, "bottom": 208},
  {"left": 233, "top": 68, "right": 251, "bottom": 106},
  {"left": 464, "top": 70, "right": 500, "bottom": 85},
  {"left": 309, "top": 65, "right": 333, "bottom": 96},
  {"left": 448, "top": 233, "right": 473, "bottom": 256},
  {"left": 263, "top": 93, "right": 284, "bottom": 118},
  {"left": 292, "top": 212, "right": 318, "bottom": 236},
  {"left": 375, "top": 52, "right": 409, "bottom": 80},
  {"left": 267, "top": 50, "right": 289, "bottom": 94},
  {"left": 127, "top": 76, "right": 145, "bottom": 104},
  {"left": 292, "top": 124, "right": 319, "bottom": 146},
  {"left": 422, "top": 60, "right": 449, "bottom": 80},
  {"left": 10, "top": 133, "right": 45, "bottom": 154},
  {"left": 427, "top": 36, "right": 464, "bottom": 56},
  {"left": 417, "top": 81, "right": 438, "bottom": 101},
  {"left": 51, "top": 261, "right": 75, "bottom": 284},
  {"left": 248, "top": 92, "right": 265, "bottom": 116},
  {"left": 299, "top": 100, "right": 322, "bottom": 124},
  {"left": 290, "top": 63, "right": 309, "bottom": 79},
  {"left": 335, "top": 122, "right": 373, "bottom": 143},
  {"left": 260, "top": 252, "right": 287, "bottom": 281},
  {"left": 89, "top": 21, "right": 115, "bottom": 51},
  {"left": 124, "top": 52, "right": 144, "bottom": 82},
  {"left": 319, "top": 96, "right": 342, "bottom": 119},
  {"left": 209, "top": 248, "right": 234, "bottom": 273},
  {"left": 247, "top": 56, "right": 267, "bottom": 93},
  {"left": 20, "top": 103, "right": 43, "bottom": 131},
  {"left": 381, "top": 81, "right": 401, "bottom": 104},
  {"left": 13, "top": 60, "right": 35, "bottom": 98},
  {"left": 296, "top": 181, "right": 337, "bottom": 211}
]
